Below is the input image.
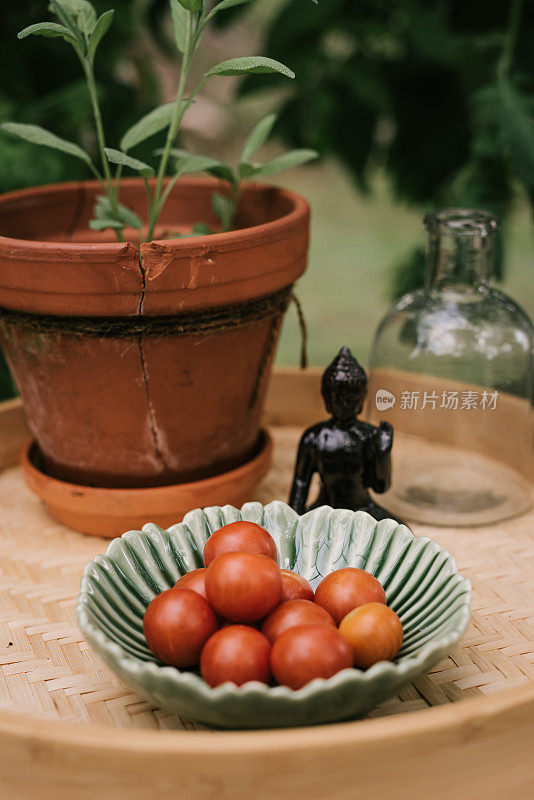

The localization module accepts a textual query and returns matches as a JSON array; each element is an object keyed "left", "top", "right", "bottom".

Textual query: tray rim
[
  {"left": 1, "top": 370, "right": 533, "bottom": 799},
  {"left": 2, "top": 680, "right": 534, "bottom": 751}
]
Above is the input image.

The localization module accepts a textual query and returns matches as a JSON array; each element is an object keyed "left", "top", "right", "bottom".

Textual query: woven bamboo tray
[{"left": 1, "top": 368, "right": 533, "bottom": 799}]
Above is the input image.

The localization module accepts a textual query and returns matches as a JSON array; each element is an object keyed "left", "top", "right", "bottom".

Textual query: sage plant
[{"left": 2, "top": 0, "right": 318, "bottom": 242}]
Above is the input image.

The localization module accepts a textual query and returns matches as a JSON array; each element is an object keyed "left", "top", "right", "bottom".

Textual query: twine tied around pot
[
  {"left": 248, "top": 291, "right": 308, "bottom": 410},
  {"left": 0, "top": 286, "right": 308, "bottom": 408},
  {"left": 0, "top": 286, "right": 304, "bottom": 344}
]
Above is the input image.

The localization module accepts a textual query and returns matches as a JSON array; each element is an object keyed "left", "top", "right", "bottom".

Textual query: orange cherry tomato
[
  {"left": 270, "top": 624, "right": 353, "bottom": 690},
  {"left": 205, "top": 552, "right": 282, "bottom": 623},
  {"left": 314, "top": 568, "right": 386, "bottom": 624},
  {"left": 261, "top": 599, "right": 335, "bottom": 644},
  {"left": 280, "top": 569, "right": 314, "bottom": 602},
  {"left": 174, "top": 568, "right": 208, "bottom": 601},
  {"left": 203, "top": 521, "right": 277, "bottom": 567},
  {"left": 339, "top": 602, "right": 403, "bottom": 669},
  {"left": 143, "top": 588, "right": 217, "bottom": 668},
  {"left": 200, "top": 625, "right": 271, "bottom": 687}
]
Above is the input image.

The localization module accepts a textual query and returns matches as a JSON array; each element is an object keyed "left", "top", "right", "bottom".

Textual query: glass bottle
[{"left": 367, "top": 208, "right": 533, "bottom": 526}]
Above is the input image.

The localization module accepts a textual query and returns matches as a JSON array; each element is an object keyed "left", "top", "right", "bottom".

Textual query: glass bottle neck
[{"left": 424, "top": 209, "right": 498, "bottom": 292}]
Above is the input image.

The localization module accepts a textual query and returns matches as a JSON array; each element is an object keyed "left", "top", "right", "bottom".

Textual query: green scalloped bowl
[{"left": 77, "top": 502, "right": 471, "bottom": 729}]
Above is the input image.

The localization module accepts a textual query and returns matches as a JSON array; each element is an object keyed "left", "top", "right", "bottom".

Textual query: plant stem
[
  {"left": 154, "top": 172, "right": 181, "bottom": 221},
  {"left": 83, "top": 57, "right": 124, "bottom": 242},
  {"left": 142, "top": 175, "right": 154, "bottom": 242},
  {"left": 226, "top": 180, "right": 243, "bottom": 231},
  {"left": 147, "top": 13, "right": 196, "bottom": 242},
  {"left": 498, "top": 0, "right": 524, "bottom": 82},
  {"left": 182, "top": 76, "right": 208, "bottom": 114},
  {"left": 87, "top": 162, "right": 107, "bottom": 192},
  {"left": 114, "top": 164, "right": 123, "bottom": 192}
]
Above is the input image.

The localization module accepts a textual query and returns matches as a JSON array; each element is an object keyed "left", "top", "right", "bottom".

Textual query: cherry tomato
[
  {"left": 174, "top": 568, "right": 208, "bottom": 601},
  {"left": 270, "top": 624, "right": 353, "bottom": 690},
  {"left": 200, "top": 625, "right": 271, "bottom": 687},
  {"left": 203, "top": 521, "right": 277, "bottom": 567},
  {"left": 205, "top": 552, "right": 282, "bottom": 623},
  {"left": 143, "top": 588, "right": 217, "bottom": 668},
  {"left": 261, "top": 599, "right": 335, "bottom": 644},
  {"left": 314, "top": 568, "right": 386, "bottom": 624},
  {"left": 339, "top": 602, "right": 403, "bottom": 669},
  {"left": 280, "top": 569, "right": 314, "bottom": 602}
]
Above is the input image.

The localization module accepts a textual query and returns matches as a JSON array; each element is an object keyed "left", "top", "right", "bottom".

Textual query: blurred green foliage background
[{"left": 1, "top": 0, "right": 533, "bottom": 387}]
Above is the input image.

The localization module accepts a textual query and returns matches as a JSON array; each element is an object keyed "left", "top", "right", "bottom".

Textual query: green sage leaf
[
  {"left": 206, "top": 56, "right": 295, "bottom": 79},
  {"left": 89, "top": 218, "right": 124, "bottom": 231},
  {"left": 0, "top": 122, "right": 92, "bottom": 165},
  {"left": 88, "top": 10, "right": 114, "bottom": 60},
  {"left": 207, "top": 0, "right": 253, "bottom": 19},
  {"left": 104, "top": 147, "right": 154, "bottom": 176},
  {"left": 169, "top": 222, "right": 214, "bottom": 239},
  {"left": 204, "top": 164, "right": 236, "bottom": 183},
  {"left": 243, "top": 149, "right": 318, "bottom": 178},
  {"left": 192, "top": 222, "right": 214, "bottom": 235},
  {"left": 115, "top": 205, "right": 143, "bottom": 230},
  {"left": 240, "top": 113, "right": 276, "bottom": 163},
  {"left": 211, "top": 192, "right": 235, "bottom": 230},
  {"left": 173, "top": 153, "right": 230, "bottom": 176},
  {"left": 121, "top": 103, "right": 175, "bottom": 152},
  {"left": 49, "top": 1, "right": 97, "bottom": 37},
  {"left": 17, "top": 22, "right": 77, "bottom": 44},
  {"left": 47, "top": 2, "right": 79, "bottom": 43},
  {"left": 170, "top": 0, "right": 188, "bottom": 53},
  {"left": 237, "top": 161, "right": 258, "bottom": 180},
  {"left": 94, "top": 195, "right": 142, "bottom": 230},
  {"left": 94, "top": 194, "right": 109, "bottom": 215},
  {"left": 163, "top": 148, "right": 235, "bottom": 183},
  {"left": 177, "top": 0, "right": 203, "bottom": 12},
  {"left": 156, "top": 146, "right": 187, "bottom": 157}
]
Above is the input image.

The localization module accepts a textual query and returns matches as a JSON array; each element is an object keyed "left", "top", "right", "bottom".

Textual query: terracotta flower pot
[{"left": 0, "top": 177, "right": 309, "bottom": 494}]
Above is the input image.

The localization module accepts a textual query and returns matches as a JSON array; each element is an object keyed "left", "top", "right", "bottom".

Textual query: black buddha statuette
[{"left": 289, "top": 346, "right": 399, "bottom": 522}]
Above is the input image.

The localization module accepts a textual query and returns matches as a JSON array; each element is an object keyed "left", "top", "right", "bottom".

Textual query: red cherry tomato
[
  {"left": 261, "top": 599, "right": 335, "bottom": 644},
  {"left": 203, "top": 521, "right": 277, "bottom": 567},
  {"left": 314, "top": 568, "right": 386, "bottom": 624},
  {"left": 200, "top": 625, "right": 271, "bottom": 687},
  {"left": 174, "top": 568, "right": 208, "bottom": 601},
  {"left": 143, "top": 588, "right": 217, "bottom": 668},
  {"left": 280, "top": 569, "right": 314, "bottom": 602},
  {"left": 270, "top": 624, "right": 353, "bottom": 690},
  {"left": 339, "top": 602, "right": 403, "bottom": 669},
  {"left": 206, "top": 552, "right": 282, "bottom": 623}
]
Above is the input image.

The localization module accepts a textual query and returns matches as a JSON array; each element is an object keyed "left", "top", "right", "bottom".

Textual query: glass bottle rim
[{"left": 424, "top": 208, "right": 499, "bottom": 237}]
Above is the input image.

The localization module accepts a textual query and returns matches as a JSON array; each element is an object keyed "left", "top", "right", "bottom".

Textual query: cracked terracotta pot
[{"left": 0, "top": 177, "right": 309, "bottom": 498}]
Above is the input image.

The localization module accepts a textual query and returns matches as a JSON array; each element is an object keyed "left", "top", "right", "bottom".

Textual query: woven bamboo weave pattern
[{"left": 1, "top": 426, "right": 533, "bottom": 730}]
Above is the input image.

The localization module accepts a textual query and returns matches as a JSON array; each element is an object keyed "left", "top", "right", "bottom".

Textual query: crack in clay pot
[
  {"left": 137, "top": 336, "right": 170, "bottom": 473},
  {"left": 136, "top": 245, "right": 147, "bottom": 316},
  {"left": 135, "top": 246, "right": 169, "bottom": 471}
]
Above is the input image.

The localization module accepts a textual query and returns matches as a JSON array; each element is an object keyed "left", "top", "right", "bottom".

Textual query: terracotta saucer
[{"left": 21, "top": 431, "right": 272, "bottom": 538}]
